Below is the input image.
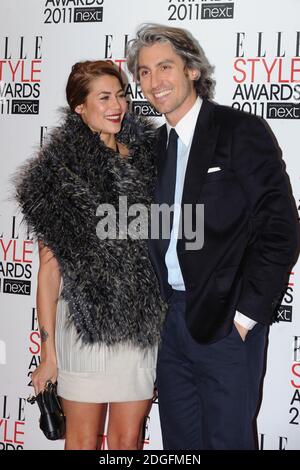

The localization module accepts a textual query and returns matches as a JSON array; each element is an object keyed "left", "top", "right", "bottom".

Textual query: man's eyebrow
[
  {"left": 138, "top": 59, "right": 175, "bottom": 71},
  {"left": 137, "top": 65, "right": 150, "bottom": 71}
]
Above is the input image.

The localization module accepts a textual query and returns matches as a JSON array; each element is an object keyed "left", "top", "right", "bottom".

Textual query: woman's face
[{"left": 75, "top": 74, "right": 127, "bottom": 137}]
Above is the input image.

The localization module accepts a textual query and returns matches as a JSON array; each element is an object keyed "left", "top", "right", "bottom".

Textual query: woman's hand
[{"left": 31, "top": 359, "right": 58, "bottom": 395}]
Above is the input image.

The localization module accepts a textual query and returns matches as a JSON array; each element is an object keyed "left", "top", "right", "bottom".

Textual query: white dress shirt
[{"left": 164, "top": 96, "right": 256, "bottom": 331}]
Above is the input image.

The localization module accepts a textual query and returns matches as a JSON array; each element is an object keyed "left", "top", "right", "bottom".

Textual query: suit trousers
[{"left": 156, "top": 290, "right": 268, "bottom": 450}]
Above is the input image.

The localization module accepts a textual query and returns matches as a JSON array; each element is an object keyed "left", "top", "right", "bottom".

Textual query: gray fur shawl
[{"left": 14, "top": 109, "right": 167, "bottom": 348}]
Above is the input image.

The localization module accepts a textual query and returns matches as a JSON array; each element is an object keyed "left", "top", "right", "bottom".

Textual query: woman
[{"left": 15, "top": 60, "right": 166, "bottom": 450}]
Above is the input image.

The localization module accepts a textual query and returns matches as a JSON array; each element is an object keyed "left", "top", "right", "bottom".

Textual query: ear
[
  {"left": 187, "top": 68, "right": 200, "bottom": 81},
  {"left": 75, "top": 103, "right": 84, "bottom": 115}
]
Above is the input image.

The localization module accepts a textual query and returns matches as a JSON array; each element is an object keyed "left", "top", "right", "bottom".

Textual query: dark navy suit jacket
[{"left": 149, "top": 99, "right": 299, "bottom": 343}]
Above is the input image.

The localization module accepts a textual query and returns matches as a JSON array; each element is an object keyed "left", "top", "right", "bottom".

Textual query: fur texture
[{"left": 14, "top": 109, "right": 167, "bottom": 347}]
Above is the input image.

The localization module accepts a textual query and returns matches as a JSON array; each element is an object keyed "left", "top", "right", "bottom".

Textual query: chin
[
  {"left": 101, "top": 123, "right": 122, "bottom": 134},
  {"left": 112, "top": 124, "right": 122, "bottom": 133},
  {"left": 152, "top": 99, "right": 173, "bottom": 113}
]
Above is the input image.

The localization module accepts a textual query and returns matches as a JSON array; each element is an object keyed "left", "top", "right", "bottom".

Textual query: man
[{"left": 126, "top": 24, "right": 299, "bottom": 450}]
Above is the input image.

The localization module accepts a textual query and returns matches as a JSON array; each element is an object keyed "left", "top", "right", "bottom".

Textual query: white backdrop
[{"left": 0, "top": 0, "right": 299, "bottom": 450}]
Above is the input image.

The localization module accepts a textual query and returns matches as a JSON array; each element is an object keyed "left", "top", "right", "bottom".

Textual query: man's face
[{"left": 138, "top": 42, "right": 197, "bottom": 126}]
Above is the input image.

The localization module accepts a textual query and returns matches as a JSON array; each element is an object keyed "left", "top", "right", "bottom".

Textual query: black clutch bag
[{"left": 27, "top": 380, "right": 66, "bottom": 440}]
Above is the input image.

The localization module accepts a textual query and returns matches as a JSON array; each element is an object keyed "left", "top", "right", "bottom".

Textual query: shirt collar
[{"left": 166, "top": 96, "right": 202, "bottom": 148}]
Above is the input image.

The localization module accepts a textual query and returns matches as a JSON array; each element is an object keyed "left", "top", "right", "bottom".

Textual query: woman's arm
[{"left": 32, "top": 241, "right": 61, "bottom": 394}]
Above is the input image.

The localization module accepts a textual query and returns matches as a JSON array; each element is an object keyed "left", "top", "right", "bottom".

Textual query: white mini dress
[{"left": 55, "top": 283, "right": 157, "bottom": 403}]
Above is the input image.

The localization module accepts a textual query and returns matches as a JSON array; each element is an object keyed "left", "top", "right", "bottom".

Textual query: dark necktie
[
  {"left": 155, "top": 128, "right": 178, "bottom": 239},
  {"left": 156, "top": 128, "right": 178, "bottom": 208}
]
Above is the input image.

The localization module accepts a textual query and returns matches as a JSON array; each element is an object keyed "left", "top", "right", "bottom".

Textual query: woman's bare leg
[
  {"left": 61, "top": 398, "right": 107, "bottom": 450},
  {"left": 107, "top": 399, "right": 152, "bottom": 450}
]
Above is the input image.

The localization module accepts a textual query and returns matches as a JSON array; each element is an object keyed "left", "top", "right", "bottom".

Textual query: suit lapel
[{"left": 182, "top": 99, "right": 219, "bottom": 205}]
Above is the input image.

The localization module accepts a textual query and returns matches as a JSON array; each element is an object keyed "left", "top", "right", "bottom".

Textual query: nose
[
  {"left": 111, "top": 95, "right": 122, "bottom": 109},
  {"left": 150, "top": 70, "right": 160, "bottom": 90}
]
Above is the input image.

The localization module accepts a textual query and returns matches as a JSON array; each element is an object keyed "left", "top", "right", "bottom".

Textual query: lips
[
  {"left": 153, "top": 89, "right": 172, "bottom": 100},
  {"left": 105, "top": 114, "right": 122, "bottom": 123}
]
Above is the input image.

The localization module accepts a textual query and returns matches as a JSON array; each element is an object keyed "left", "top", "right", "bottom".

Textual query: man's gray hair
[{"left": 126, "top": 23, "right": 215, "bottom": 99}]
